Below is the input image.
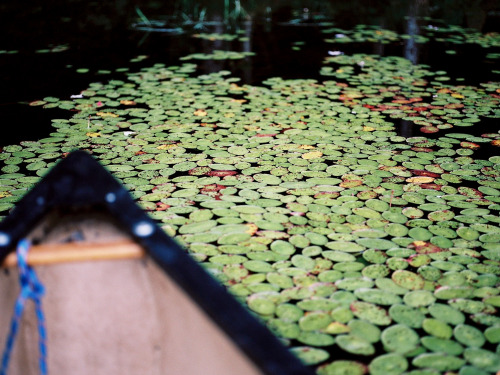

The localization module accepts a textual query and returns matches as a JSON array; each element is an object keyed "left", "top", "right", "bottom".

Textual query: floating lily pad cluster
[
  {"left": 323, "top": 23, "right": 500, "bottom": 49},
  {"left": 321, "top": 53, "right": 500, "bottom": 135},
  {"left": 192, "top": 32, "right": 249, "bottom": 42},
  {"left": 0, "top": 44, "right": 70, "bottom": 55},
  {"left": 1, "top": 28, "right": 500, "bottom": 375},
  {"left": 180, "top": 49, "right": 255, "bottom": 61}
]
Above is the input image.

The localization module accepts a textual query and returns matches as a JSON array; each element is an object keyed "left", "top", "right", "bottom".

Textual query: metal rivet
[
  {"left": 0, "top": 232, "right": 10, "bottom": 246},
  {"left": 133, "top": 221, "right": 154, "bottom": 237},
  {"left": 105, "top": 192, "right": 116, "bottom": 203}
]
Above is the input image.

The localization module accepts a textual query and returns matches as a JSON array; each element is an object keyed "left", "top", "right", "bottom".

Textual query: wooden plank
[{"left": 1, "top": 240, "right": 145, "bottom": 268}]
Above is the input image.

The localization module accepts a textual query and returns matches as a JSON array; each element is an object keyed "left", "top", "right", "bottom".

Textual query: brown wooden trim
[{"left": 1, "top": 240, "right": 145, "bottom": 268}]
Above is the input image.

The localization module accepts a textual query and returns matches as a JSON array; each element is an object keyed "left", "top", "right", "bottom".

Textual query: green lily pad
[
  {"left": 297, "top": 331, "right": 336, "bottom": 346},
  {"left": 484, "top": 326, "right": 500, "bottom": 344},
  {"left": 365, "top": 199, "right": 390, "bottom": 212},
  {"left": 276, "top": 303, "right": 304, "bottom": 322},
  {"left": 434, "top": 286, "right": 474, "bottom": 299},
  {"left": 412, "top": 353, "right": 465, "bottom": 371},
  {"left": 243, "top": 260, "right": 273, "bottom": 273},
  {"left": 403, "top": 207, "right": 424, "bottom": 218},
  {"left": 291, "top": 255, "right": 316, "bottom": 270},
  {"left": 323, "top": 250, "right": 356, "bottom": 263},
  {"left": 354, "top": 288, "right": 402, "bottom": 305},
  {"left": 297, "top": 298, "right": 340, "bottom": 311},
  {"left": 178, "top": 220, "right": 217, "bottom": 234},
  {"left": 336, "top": 334, "right": 375, "bottom": 356},
  {"left": 454, "top": 324, "right": 486, "bottom": 348},
  {"left": 450, "top": 299, "right": 490, "bottom": 314},
  {"left": 381, "top": 324, "right": 420, "bottom": 354},
  {"left": 290, "top": 346, "right": 330, "bottom": 366},
  {"left": 217, "top": 232, "right": 251, "bottom": 245},
  {"left": 325, "top": 241, "right": 365, "bottom": 252},
  {"left": 362, "top": 249, "right": 388, "bottom": 263},
  {"left": 267, "top": 273, "right": 294, "bottom": 289},
  {"left": 479, "top": 232, "right": 500, "bottom": 243},
  {"left": 270, "top": 240, "right": 296, "bottom": 255},
  {"left": 384, "top": 223, "right": 409, "bottom": 237},
  {"left": 421, "top": 336, "right": 464, "bottom": 356},
  {"left": 375, "top": 278, "right": 409, "bottom": 295},
  {"left": 422, "top": 318, "right": 453, "bottom": 339},
  {"left": 463, "top": 348, "right": 500, "bottom": 372},
  {"left": 428, "top": 210, "right": 455, "bottom": 221},
  {"left": 461, "top": 208, "right": 491, "bottom": 216},
  {"left": 336, "top": 277, "right": 374, "bottom": 291},
  {"left": 362, "top": 264, "right": 390, "bottom": 279},
  {"left": 299, "top": 311, "right": 332, "bottom": 331},
  {"left": 352, "top": 207, "right": 381, "bottom": 219},
  {"left": 348, "top": 319, "right": 381, "bottom": 343},
  {"left": 369, "top": 353, "right": 408, "bottom": 375},
  {"left": 428, "top": 303, "right": 465, "bottom": 325},
  {"left": 409, "top": 227, "right": 433, "bottom": 241},
  {"left": 356, "top": 238, "right": 397, "bottom": 250},
  {"left": 388, "top": 304, "right": 425, "bottom": 328},
  {"left": 350, "top": 301, "right": 391, "bottom": 326},
  {"left": 247, "top": 293, "right": 277, "bottom": 315},
  {"left": 354, "top": 229, "right": 387, "bottom": 238},
  {"left": 382, "top": 210, "right": 408, "bottom": 224},
  {"left": 403, "top": 290, "right": 436, "bottom": 307},
  {"left": 392, "top": 270, "right": 425, "bottom": 290},
  {"left": 232, "top": 205, "right": 266, "bottom": 214},
  {"left": 267, "top": 318, "right": 300, "bottom": 339},
  {"left": 327, "top": 165, "right": 350, "bottom": 176},
  {"left": 317, "top": 360, "right": 368, "bottom": 375}
]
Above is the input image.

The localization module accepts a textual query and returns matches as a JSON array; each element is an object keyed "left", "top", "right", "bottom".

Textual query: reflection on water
[{"left": 404, "top": 0, "right": 423, "bottom": 64}]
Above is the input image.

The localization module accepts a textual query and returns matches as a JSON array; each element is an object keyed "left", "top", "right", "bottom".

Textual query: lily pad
[
  {"left": 354, "top": 288, "right": 402, "bottom": 305},
  {"left": 297, "top": 331, "right": 336, "bottom": 347},
  {"left": 369, "top": 353, "right": 408, "bottom": 375},
  {"left": 412, "top": 353, "right": 465, "bottom": 371},
  {"left": 356, "top": 238, "right": 397, "bottom": 250},
  {"left": 317, "top": 360, "right": 368, "bottom": 375},
  {"left": 299, "top": 312, "right": 332, "bottom": 331},
  {"left": 336, "top": 334, "right": 375, "bottom": 356},
  {"left": 421, "top": 336, "right": 464, "bottom": 356},
  {"left": 392, "top": 270, "right": 425, "bottom": 290},
  {"left": 463, "top": 348, "right": 500, "bottom": 372},
  {"left": 454, "top": 324, "right": 486, "bottom": 347},
  {"left": 290, "top": 346, "right": 330, "bottom": 366},
  {"left": 428, "top": 303, "right": 465, "bottom": 325},
  {"left": 247, "top": 293, "right": 277, "bottom": 315},
  {"left": 381, "top": 324, "right": 420, "bottom": 354},
  {"left": 403, "top": 290, "right": 436, "bottom": 307},
  {"left": 348, "top": 319, "right": 381, "bottom": 343},
  {"left": 422, "top": 318, "right": 453, "bottom": 339},
  {"left": 350, "top": 301, "right": 391, "bottom": 326},
  {"left": 389, "top": 304, "right": 425, "bottom": 328}
]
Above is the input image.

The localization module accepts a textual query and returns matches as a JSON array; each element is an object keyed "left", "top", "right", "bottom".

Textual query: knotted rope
[{"left": 1, "top": 239, "right": 47, "bottom": 375}]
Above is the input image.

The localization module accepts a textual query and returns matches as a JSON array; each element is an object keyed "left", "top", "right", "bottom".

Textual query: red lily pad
[
  {"left": 458, "top": 187, "right": 483, "bottom": 199},
  {"left": 207, "top": 170, "right": 238, "bottom": 177},
  {"left": 420, "top": 126, "right": 439, "bottom": 134},
  {"left": 460, "top": 141, "right": 480, "bottom": 149},
  {"left": 420, "top": 183, "right": 442, "bottom": 191},
  {"left": 412, "top": 170, "right": 441, "bottom": 178},
  {"left": 410, "top": 241, "right": 446, "bottom": 254}
]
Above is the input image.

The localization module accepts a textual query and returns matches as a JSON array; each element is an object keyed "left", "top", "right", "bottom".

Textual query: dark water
[{"left": 1, "top": 0, "right": 499, "bottom": 146}]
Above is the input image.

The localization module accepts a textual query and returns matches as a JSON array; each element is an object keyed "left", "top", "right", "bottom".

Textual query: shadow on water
[{"left": 0, "top": 0, "right": 499, "bottom": 146}]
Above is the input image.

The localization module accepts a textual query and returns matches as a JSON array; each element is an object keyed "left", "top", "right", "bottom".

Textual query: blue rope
[{"left": 1, "top": 239, "right": 47, "bottom": 375}]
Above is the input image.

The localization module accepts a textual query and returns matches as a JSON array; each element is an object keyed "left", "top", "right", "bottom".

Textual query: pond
[{"left": 1, "top": 1, "right": 500, "bottom": 374}]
